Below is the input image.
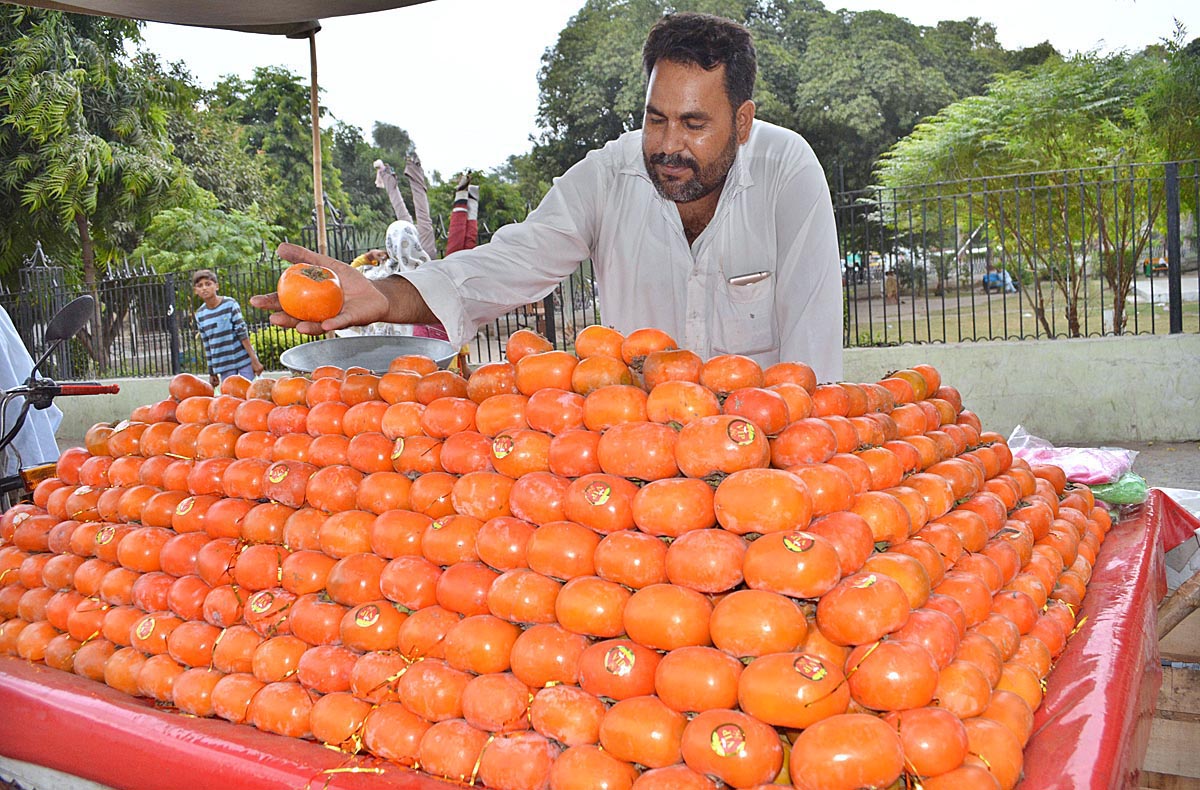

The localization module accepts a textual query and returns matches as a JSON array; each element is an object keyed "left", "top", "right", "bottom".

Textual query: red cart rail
[{"left": 1, "top": 489, "right": 1196, "bottom": 790}]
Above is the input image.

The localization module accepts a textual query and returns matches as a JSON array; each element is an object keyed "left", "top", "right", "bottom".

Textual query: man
[{"left": 254, "top": 12, "right": 842, "bottom": 380}]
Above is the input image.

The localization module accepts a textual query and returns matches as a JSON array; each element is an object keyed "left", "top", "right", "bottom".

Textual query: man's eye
[{"left": 685, "top": 121, "right": 705, "bottom": 131}]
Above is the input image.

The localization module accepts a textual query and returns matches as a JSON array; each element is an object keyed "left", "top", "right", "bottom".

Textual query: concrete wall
[
  {"left": 843, "top": 333, "right": 1200, "bottom": 444},
  {"left": 57, "top": 377, "right": 172, "bottom": 441},
  {"left": 54, "top": 334, "right": 1200, "bottom": 445}
]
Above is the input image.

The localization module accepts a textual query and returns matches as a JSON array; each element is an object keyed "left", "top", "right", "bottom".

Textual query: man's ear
[{"left": 735, "top": 99, "right": 755, "bottom": 145}]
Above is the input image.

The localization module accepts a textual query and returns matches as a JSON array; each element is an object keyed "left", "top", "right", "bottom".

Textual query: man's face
[
  {"left": 642, "top": 59, "right": 752, "bottom": 204},
  {"left": 193, "top": 278, "right": 217, "bottom": 299}
]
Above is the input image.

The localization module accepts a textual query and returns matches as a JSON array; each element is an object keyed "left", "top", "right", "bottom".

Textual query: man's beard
[{"left": 644, "top": 131, "right": 738, "bottom": 204}]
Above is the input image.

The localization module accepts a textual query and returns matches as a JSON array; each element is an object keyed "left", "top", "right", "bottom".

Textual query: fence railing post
[
  {"left": 1165, "top": 161, "right": 1183, "bottom": 334},
  {"left": 166, "top": 273, "right": 182, "bottom": 375},
  {"left": 542, "top": 293, "right": 557, "bottom": 347}
]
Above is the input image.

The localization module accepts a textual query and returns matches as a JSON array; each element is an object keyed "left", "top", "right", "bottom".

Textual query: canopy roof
[{"left": 12, "top": 0, "right": 435, "bottom": 35}]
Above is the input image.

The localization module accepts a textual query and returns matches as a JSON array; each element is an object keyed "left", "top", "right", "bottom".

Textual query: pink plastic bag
[{"left": 1007, "top": 425, "right": 1138, "bottom": 485}]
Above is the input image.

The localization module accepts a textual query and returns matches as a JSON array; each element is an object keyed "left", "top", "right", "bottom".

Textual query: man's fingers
[
  {"left": 268, "top": 311, "right": 298, "bottom": 329},
  {"left": 294, "top": 320, "right": 327, "bottom": 335},
  {"left": 269, "top": 310, "right": 327, "bottom": 336},
  {"left": 249, "top": 293, "right": 281, "bottom": 311},
  {"left": 276, "top": 242, "right": 323, "bottom": 266},
  {"left": 277, "top": 243, "right": 354, "bottom": 275},
  {"left": 268, "top": 244, "right": 394, "bottom": 331}
]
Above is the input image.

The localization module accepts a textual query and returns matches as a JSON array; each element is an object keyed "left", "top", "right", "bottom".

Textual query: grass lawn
[{"left": 845, "top": 276, "right": 1200, "bottom": 346}]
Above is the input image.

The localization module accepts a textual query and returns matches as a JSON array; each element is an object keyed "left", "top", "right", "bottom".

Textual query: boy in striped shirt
[{"left": 192, "top": 269, "right": 263, "bottom": 387}]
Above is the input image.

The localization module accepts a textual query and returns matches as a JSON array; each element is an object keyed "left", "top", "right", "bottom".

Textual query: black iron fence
[
  {"left": 4, "top": 161, "right": 1195, "bottom": 378},
  {"left": 835, "top": 160, "right": 1200, "bottom": 346},
  {"left": 0, "top": 245, "right": 290, "bottom": 380},
  {"left": 0, "top": 222, "right": 595, "bottom": 376}
]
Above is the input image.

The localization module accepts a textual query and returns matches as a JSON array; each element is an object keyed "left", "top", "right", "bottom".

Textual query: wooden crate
[
  {"left": 1160, "top": 607, "right": 1200, "bottom": 665},
  {"left": 1143, "top": 606, "right": 1200, "bottom": 788}
]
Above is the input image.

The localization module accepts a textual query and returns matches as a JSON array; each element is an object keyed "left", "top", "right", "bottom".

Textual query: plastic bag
[
  {"left": 1007, "top": 425, "right": 1138, "bottom": 485},
  {"left": 1089, "top": 472, "right": 1150, "bottom": 505}
]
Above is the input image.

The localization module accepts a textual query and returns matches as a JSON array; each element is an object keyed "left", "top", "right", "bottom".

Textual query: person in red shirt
[{"left": 368, "top": 157, "right": 480, "bottom": 340}]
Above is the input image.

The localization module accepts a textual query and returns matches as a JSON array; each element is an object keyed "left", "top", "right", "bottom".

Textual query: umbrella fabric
[{"left": 15, "top": 0, "right": 433, "bottom": 35}]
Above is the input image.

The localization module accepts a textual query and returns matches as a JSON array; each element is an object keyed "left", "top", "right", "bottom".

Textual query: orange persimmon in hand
[{"left": 277, "top": 263, "right": 344, "bottom": 323}]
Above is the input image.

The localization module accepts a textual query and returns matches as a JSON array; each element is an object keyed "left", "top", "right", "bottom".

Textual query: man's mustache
[{"left": 648, "top": 152, "right": 699, "bottom": 173}]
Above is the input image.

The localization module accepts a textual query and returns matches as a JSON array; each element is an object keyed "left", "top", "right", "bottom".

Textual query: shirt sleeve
[
  {"left": 228, "top": 299, "right": 250, "bottom": 341},
  {"left": 398, "top": 152, "right": 607, "bottom": 349},
  {"left": 772, "top": 155, "right": 844, "bottom": 382}
]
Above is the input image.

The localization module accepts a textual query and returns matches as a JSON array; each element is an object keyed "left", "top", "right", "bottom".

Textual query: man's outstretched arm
[{"left": 250, "top": 242, "right": 437, "bottom": 334}]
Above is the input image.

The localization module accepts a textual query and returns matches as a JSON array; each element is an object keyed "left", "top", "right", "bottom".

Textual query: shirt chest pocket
[{"left": 710, "top": 274, "right": 777, "bottom": 356}]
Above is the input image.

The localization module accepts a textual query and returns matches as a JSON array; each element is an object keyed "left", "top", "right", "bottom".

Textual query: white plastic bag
[{"left": 1007, "top": 425, "right": 1138, "bottom": 485}]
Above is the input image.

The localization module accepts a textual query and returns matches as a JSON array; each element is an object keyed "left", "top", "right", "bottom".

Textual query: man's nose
[{"left": 659, "top": 121, "right": 686, "bottom": 155}]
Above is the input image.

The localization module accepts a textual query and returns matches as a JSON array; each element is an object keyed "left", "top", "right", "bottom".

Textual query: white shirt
[
  {"left": 0, "top": 305, "right": 62, "bottom": 476},
  {"left": 402, "top": 119, "right": 843, "bottom": 381}
]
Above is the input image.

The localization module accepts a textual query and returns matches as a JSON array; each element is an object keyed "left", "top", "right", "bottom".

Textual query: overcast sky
[{"left": 138, "top": 0, "right": 1196, "bottom": 181}]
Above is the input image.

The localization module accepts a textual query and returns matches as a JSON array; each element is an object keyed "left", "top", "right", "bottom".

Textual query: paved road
[
  {"left": 1133, "top": 275, "right": 1200, "bottom": 305},
  {"left": 1108, "top": 440, "right": 1200, "bottom": 492}
]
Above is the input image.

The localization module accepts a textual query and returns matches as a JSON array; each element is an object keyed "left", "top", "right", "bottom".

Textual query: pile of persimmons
[{"left": 0, "top": 325, "right": 1108, "bottom": 790}]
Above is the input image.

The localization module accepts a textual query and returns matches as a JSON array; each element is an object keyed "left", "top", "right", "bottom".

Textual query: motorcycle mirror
[
  {"left": 44, "top": 295, "right": 95, "bottom": 344},
  {"left": 29, "top": 295, "right": 94, "bottom": 378}
]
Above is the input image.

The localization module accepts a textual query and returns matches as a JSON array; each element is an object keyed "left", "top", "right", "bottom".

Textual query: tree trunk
[
  {"left": 1033, "top": 302, "right": 1054, "bottom": 337},
  {"left": 1111, "top": 288, "right": 1127, "bottom": 336},
  {"left": 75, "top": 212, "right": 108, "bottom": 367},
  {"left": 1066, "top": 302, "right": 1080, "bottom": 338}
]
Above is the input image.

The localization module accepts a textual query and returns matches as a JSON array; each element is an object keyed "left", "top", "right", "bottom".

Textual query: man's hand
[
  {"left": 251, "top": 243, "right": 392, "bottom": 335},
  {"left": 209, "top": 373, "right": 220, "bottom": 388}
]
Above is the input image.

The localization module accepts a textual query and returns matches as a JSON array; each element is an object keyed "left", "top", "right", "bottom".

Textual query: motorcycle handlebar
[{"left": 55, "top": 384, "right": 121, "bottom": 396}]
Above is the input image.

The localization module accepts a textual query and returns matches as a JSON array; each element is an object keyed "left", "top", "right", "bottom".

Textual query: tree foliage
[
  {"left": 158, "top": 59, "right": 271, "bottom": 214},
  {"left": 132, "top": 194, "right": 283, "bottom": 274},
  {"left": 213, "top": 66, "right": 350, "bottom": 240},
  {"left": 0, "top": 7, "right": 193, "bottom": 281},
  {"left": 529, "top": 0, "right": 1037, "bottom": 191},
  {"left": 494, "top": 152, "right": 553, "bottom": 210},
  {"left": 372, "top": 122, "right": 416, "bottom": 165},
  {"left": 1138, "top": 30, "right": 1200, "bottom": 164},
  {"left": 330, "top": 119, "right": 393, "bottom": 231},
  {"left": 876, "top": 48, "right": 1182, "bottom": 336}
]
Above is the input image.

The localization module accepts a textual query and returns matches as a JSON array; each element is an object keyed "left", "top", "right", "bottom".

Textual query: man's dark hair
[{"left": 642, "top": 12, "right": 757, "bottom": 107}]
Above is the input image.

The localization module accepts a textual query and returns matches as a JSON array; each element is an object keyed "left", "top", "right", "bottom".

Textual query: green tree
[
  {"left": 791, "top": 11, "right": 1034, "bottom": 190},
  {"left": 132, "top": 195, "right": 283, "bottom": 274},
  {"left": 330, "top": 119, "right": 393, "bottom": 231},
  {"left": 1139, "top": 31, "right": 1200, "bottom": 164},
  {"left": 0, "top": 8, "right": 192, "bottom": 282},
  {"left": 157, "top": 59, "right": 271, "bottom": 214},
  {"left": 372, "top": 122, "right": 416, "bottom": 165},
  {"left": 213, "top": 66, "right": 349, "bottom": 240},
  {"left": 0, "top": 8, "right": 197, "bottom": 369},
  {"left": 528, "top": 0, "right": 1031, "bottom": 191},
  {"left": 877, "top": 51, "right": 1166, "bottom": 336},
  {"left": 495, "top": 152, "right": 552, "bottom": 210}
]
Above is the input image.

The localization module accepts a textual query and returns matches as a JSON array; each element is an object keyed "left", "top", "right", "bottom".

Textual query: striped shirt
[{"left": 195, "top": 297, "right": 252, "bottom": 376}]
